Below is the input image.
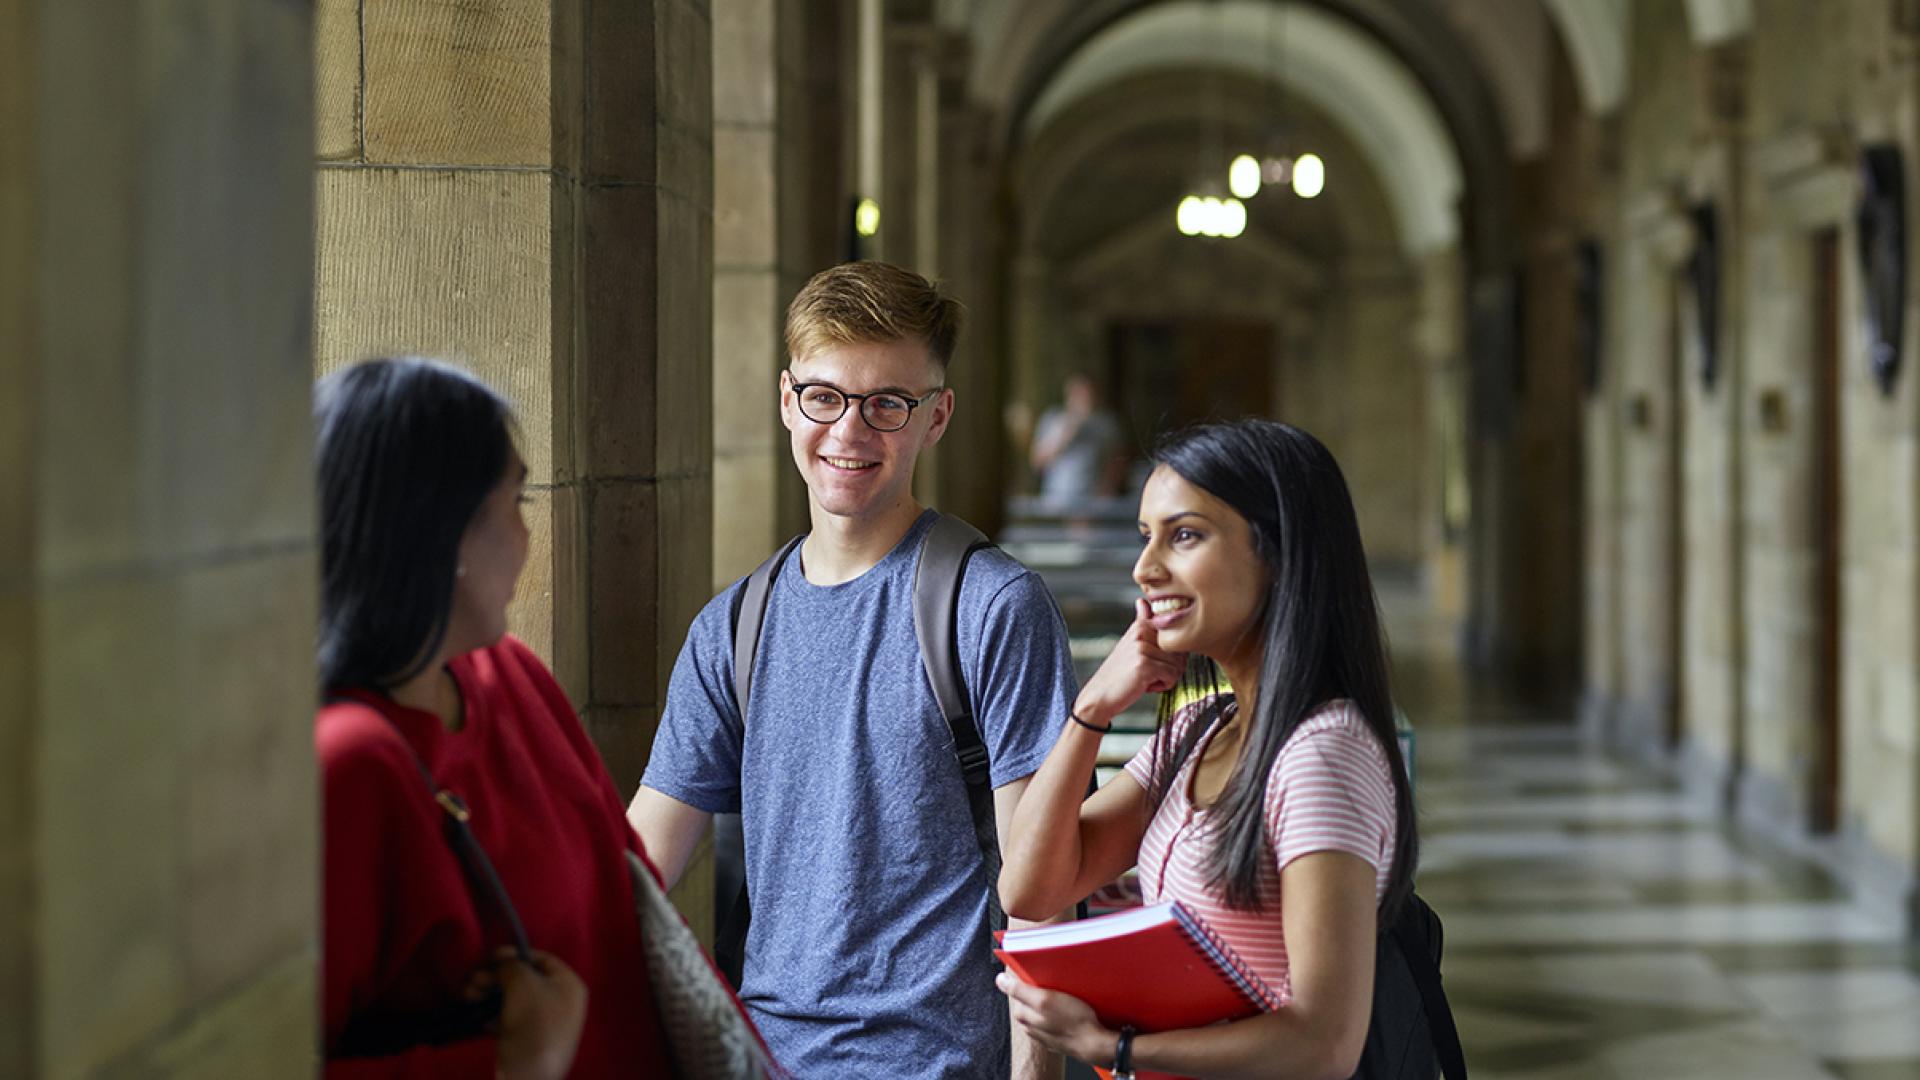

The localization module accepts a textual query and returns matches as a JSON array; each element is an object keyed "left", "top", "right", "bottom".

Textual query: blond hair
[{"left": 784, "top": 261, "right": 964, "bottom": 368}]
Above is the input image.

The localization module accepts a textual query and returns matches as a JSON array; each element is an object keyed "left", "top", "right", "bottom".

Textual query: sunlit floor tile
[
  {"left": 1445, "top": 900, "right": 1900, "bottom": 949},
  {"left": 1734, "top": 970, "right": 1920, "bottom": 1063},
  {"left": 1592, "top": 1017, "right": 1839, "bottom": 1080}
]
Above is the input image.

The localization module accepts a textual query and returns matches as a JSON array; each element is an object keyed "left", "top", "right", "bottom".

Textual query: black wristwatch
[{"left": 1113, "top": 1025, "right": 1138, "bottom": 1080}]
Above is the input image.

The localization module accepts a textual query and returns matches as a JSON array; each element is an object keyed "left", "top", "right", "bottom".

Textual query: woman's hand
[
  {"left": 1074, "top": 598, "right": 1188, "bottom": 725},
  {"left": 996, "top": 970, "right": 1119, "bottom": 1069},
  {"left": 488, "top": 948, "right": 589, "bottom": 1080}
]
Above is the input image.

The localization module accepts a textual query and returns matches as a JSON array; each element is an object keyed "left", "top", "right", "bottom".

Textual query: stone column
[
  {"left": 1681, "top": 40, "right": 1748, "bottom": 799},
  {"left": 934, "top": 91, "right": 1014, "bottom": 535},
  {"left": 714, "top": 0, "right": 786, "bottom": 588},
  {"left": 315, "top": 0, "right": 584, "bottom": 693},
  {"left": 1462, "top": 273, "right": 1519, "bottom": 671},
  {"left": 775, "top": 0, "right": 851, "bottom": 534},
  {"left": 2, "top": 1, "right": 317, "bottom": 1073},
  {"left": 314, "top": 0, "right": 714, "bottom": 922}
]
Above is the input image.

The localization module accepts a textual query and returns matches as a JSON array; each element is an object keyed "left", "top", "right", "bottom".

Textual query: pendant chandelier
[{"left": 1175, "top": 0, "right": 1325, "bottom": 239}]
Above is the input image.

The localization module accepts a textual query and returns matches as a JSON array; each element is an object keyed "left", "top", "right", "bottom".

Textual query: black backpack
[
  {"left": 1350, "top": 892, "right": 1468, "bottom": 1080},
  {"left": 714, "top": 513, "right": 1004, "bottom": 985}
]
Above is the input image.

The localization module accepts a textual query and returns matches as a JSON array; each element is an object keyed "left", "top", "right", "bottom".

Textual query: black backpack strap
[
  {"left": 1392, "top": 895, "right": 1468, "bottom": 1080},
  {"left": 913, "top": 513, "right": 993, "bottom": 789},
  {"left": 732, "top": 534, "right": 806, "bottom": 722},
  {"left": 717, "top": 534, "right": 805, "bottom": 986}
]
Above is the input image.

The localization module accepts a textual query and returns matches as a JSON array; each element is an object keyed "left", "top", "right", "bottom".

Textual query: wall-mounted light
[
  {"left": 854, "top": 198, "right": 881, "bottom": 238},
  {"left": 1291, "top": 154, "right": 1325, "bottom": 199},
  {"left": 1229, "top": 154, "right": 1262, "bottom": 199}
]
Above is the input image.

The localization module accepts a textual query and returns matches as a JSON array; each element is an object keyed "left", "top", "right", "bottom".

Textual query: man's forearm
[
  {"left": 626, "top": 785, "right": 713, "bottom": 890},
  {"left": 1011, "top": 1005, "right": 1065, "bottom": 1080},
  {"left": 1007, "top": 908, "right": 1073, "bottom": 1080}
]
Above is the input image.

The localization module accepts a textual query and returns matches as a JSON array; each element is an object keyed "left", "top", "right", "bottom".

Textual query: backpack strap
[
  {"left": 912, "top": 513, "right": 992, "bottom": 789},
  {"left": 732, "top": 533, "right": 806, "bottom": 721},
  {"left": 1392, "top": 895, "right": 1468, "bottom": 1080}
]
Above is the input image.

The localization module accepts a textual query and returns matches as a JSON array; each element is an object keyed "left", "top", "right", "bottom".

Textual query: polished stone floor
[
  {"left": 1003, "top": 497, "right": 1920, "bottom": 1080},
  {"left": 1415, "top": 723, "right": 1920, "bottom": 1079}
]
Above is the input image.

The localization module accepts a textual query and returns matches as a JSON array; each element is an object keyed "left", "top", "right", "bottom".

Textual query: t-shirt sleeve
[
  {"left": 639, "top": 588, "right": 748, "bottom": 814},
  {"left": 1267, "top": 715, "right": 1397, "bottom": 875},
  {"left": 965, "top": 568, "right": 1078, "bottom": 787}
]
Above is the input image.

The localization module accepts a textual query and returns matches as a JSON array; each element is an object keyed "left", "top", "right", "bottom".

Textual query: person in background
[
  {"left": 996, "top": 420, "right": 1419, "bottom": 1080},
  {"left": 1029, "top": 374, "right": 1124, "bottom": 503},
  {"left": 314, "top": 357, "right": 680, "bottom": 1078}
]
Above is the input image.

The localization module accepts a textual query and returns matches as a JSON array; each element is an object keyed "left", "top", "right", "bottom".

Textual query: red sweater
[{"left": 319, "top": 636, "right": 672, "bottom": 1077}]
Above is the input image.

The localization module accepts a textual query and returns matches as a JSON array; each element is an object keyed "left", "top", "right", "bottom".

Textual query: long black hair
[
  {"left": 1143, "top": 420, "right": 1417, "bottom": 923},
  {"left": 315, "top": 357, "right": 516, "bottom": 694}
]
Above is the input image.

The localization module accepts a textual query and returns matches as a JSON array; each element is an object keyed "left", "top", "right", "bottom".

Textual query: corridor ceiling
[
  {"left": 1020, "top": 0, "right": 1463, "bottom": 256},
  {"left": 943, "top": 0, "right": 1757, "bottom": 270},
  {"left": 955, "top": 0, "right": 1515, "bottom": 272}
]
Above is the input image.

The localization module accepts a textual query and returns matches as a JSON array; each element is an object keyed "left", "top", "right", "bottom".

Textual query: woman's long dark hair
[
  {"left": 1143, "top": 420, "right": 1417, "bottom": 923},
  {"left": 315, "top": 357, "right": 515, "bottom": 694}
]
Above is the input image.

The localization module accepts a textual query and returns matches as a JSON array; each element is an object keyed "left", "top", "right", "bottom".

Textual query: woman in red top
[{"left": 315, "top": 357, "right": 674, "bottom": 1077}]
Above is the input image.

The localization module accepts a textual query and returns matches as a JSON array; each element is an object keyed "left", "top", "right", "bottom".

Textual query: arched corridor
[{"left": 8, "top": 0, "right": 1920, "bottom": 1074}]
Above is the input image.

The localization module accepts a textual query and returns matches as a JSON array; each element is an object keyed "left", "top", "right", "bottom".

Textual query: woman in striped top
[{"left": 997, "top": 420, "right": 1418, "bottom": 1080}]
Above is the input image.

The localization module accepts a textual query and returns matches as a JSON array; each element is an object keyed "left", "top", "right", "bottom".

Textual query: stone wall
[
  {"left": 1824, "top": 0, "right": 1920, "bottom": 891},
  {"left": 313, "top": 0, "right": 717, "bottom": 927},
  {"left": 1588, "top": 0, "right": 1920, "bottom": 908},
  {"left": 1505, "top": 48, "right": 1599, "bottom": 701},
  {"left": 1605, "top": 0, "right": 1700, "bottom": 753},
  {"left": 714, "top": 0, "right": 789, "bottom": 590},
  {"left": 2, "top": 2, "right": 318, "bottom": 1073},
  {"left": 314, "top": 0, "right": 713, "bottom": 781}
]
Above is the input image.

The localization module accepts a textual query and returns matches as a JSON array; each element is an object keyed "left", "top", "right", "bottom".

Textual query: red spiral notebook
[{"left": 995, "top": 901, "right": 1278, "bottom": 1080}]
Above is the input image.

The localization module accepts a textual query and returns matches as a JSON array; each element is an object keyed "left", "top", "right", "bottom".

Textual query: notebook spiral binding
[{"left": 1170, "top": 903, "right": 1280, "bottom": 1011}]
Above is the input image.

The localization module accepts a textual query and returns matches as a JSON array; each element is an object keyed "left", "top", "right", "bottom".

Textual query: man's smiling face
[{"left": 781, "top": 338, "right": 952, "bottom": 522}]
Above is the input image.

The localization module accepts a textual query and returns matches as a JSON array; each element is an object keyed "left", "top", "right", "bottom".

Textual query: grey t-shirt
[
  {"left": 642, "top": 511, "right": 1077, "bottom": 1079},
  {"left": 1034, "top": 407, "right": 1121, "bottom": 499}
]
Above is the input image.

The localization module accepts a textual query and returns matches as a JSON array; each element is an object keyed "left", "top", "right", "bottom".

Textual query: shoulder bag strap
[{"left": 328, "top": 692, "right": 534, "bottom": 964}]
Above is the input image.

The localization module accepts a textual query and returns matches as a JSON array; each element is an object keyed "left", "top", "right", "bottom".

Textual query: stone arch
[
  {"left": 1684, "top": 0, "right": 1754, "bottom": 45},
  {"left": 1015, "top": 71, "right": 1402, "bottom": 262},
  {"left": 1017, "top": 0, "right": 1463, "bottom": 256},
  {"left": 1540, "top": 0, "right": 1628, "bottom": 114},
  {"left": 972, "top": 0, "right": 1513, "bottom": 273}
]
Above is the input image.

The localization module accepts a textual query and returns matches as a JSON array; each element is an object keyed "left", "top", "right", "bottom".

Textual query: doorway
[
  {"left": 1665, "top": 274, "right": 1688, "bottom": 751},
  {"left": 1106, "top": 318, "right": 1278, "bottom": 455},
  {"left": 1810, "top": 228, "right": 1843, "bottom": 834}
]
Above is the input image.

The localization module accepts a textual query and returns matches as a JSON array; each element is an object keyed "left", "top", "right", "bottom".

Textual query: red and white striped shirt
[{"left": 1122, "top": 698, "right": 1397, "bottom": 1005}]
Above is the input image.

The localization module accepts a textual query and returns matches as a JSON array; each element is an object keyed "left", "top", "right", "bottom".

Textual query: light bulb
[
  {"left": 1229, "top": 154, "right": 1261, "bottom": 199},
  {"left": 854, "top": 198, "right": 881, "bottom": 237},
  {"left": 1202, "top": 196, "right": 1224, "bottom": 237},
  {"left": 1222, "top": 198, "right": 1247, "bottom": 238},
  {"left": 1292, "top": 154, "right": 1325, "bottom": 199},
  {"left": 1177, "top": 196, "right": 1203, "bottom": 236}
]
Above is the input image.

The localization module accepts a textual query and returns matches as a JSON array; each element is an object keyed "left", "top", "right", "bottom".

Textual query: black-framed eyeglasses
[{"left": 788, "top": 378, "right": 944, "bottom": 432}]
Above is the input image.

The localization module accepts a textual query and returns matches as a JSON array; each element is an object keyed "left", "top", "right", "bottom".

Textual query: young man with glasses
[{"left": 630, "top": 262, "right": 1078, "bottom": 1079}]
